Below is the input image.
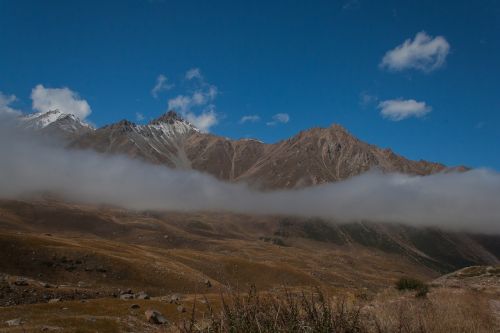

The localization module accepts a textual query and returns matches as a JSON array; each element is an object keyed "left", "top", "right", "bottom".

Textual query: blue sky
[{"left": 0, "top": 0, "right": 499, "bottom": 169}]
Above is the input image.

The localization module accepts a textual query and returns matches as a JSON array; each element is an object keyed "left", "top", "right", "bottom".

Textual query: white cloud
[
  {"left": 135, "top": 112, "right": 145, "bottom": 122},
  {"left": 239, "top": 115, "right": 261, "bottom": 124},
  {"left": 380, "top": 32, "right": 450, "bottom": 72},
  {"left": 378, "top": 99, "right": 432, "bottom": 121},
  {"left": 168, "top": 95, "right": 191, "bottom": 113},
  {"left": 151, "top": 74, "right": 174, "bottom": 98},
  {"left": 267, "top": 113, "right": 290, "bottom": 126},
  {"left": 167, "top": 68, "right": 219, "bottom": 132},
  {"left": 185, "top": 109, "right": 218, "bottom": 132},
  {"left": 0, "top": 92, "right": 21, "bottom": 115},
  {"left": 31, "top": 84, "right": 92, "bottom": 120},
  {"left": 185, "top": 68, "right": 202, "bottom": 80}
]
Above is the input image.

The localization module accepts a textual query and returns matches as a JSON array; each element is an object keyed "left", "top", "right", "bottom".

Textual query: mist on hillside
[{"left": 0, "top": 114, "right": 499, "bottom": 233}]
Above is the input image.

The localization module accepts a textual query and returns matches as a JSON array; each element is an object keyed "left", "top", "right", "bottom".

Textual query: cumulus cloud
[
  {"left": 31, "top": 84, "right": 92, "bottom": 120},
  {"left": 0, "top": 92, "right": 21, "bottom": 115},
  {"left": 184, "top": 109, "right": 218, "bottom": 132},
  {"left": 239, "top": 115, "right": 261, "bottom": 124},
  {"left": 267, "top": 113, "right": 290, "bottom": 126},
  {"left": 151, "top": 74, "right": 174, "bottom": 98},
  {"left": 0, "top": 116, "right": 498, "bottom": 233},
  {"left": 380, "top": 32, "right": 450, "bottom": 72},
  {"left": 378, "top": 99, "right": 431, "bottom": 121},
  {"left": 167, "top": 69, "right": 219, "bottom": 132}
]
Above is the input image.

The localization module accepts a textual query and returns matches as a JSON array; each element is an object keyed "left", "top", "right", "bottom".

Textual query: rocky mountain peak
[
  {"left": 101, "top": 119, "right": 137, "bottom": 132},
  {"left": 149, "top": 110, "right": 184, "bottom": 125},
  {"left": 329, "top": 123, "right": 349, "bottom": 134}
]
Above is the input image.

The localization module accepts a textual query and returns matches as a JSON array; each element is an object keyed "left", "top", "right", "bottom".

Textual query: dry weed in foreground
[
  {"left": 176, "top": 286, "right": 497, "bottom": 333},
  {"left": 178, "top": 286, "right": 364, "bottom": 333},
  {"left": 371, "top": 288, "right": 497, "bottom": 333}
]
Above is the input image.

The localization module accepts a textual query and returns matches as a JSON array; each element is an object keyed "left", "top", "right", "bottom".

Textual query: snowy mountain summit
[
  {"left": 20, "top": 109, "right": 93, "bottom": 139},
  {"left": 22, "top": 109, "right": 92, "bottom": 129}
]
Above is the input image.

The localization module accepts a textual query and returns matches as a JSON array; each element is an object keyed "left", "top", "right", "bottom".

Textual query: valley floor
[{"left": 0, "top": 199, "right": 498, "bottom": 332}]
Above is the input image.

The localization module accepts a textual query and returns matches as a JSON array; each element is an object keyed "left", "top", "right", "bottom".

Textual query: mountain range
[
  {"left": 2, "top": 109, "right": 497, "bottom": 332},
  {"left": 20, "top": 109, "right": 463, "bottom": 189}
]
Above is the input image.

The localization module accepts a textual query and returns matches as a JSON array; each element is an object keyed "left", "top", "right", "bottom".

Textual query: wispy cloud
[
  {"left": 135, "top": 112, "right": 145, "bottom": 122},
  {"left": 378, "top": 98, "right": 432, "bottom": 121},
  {"left": 185, "top": 68, "right": 202, "bottom": 81},
  {"left": 266, "top": 113, "right": 290, "bottom": 126},
  {"left": 342, "top": 0, "right": 360, "bottom": 10},
  {"left": 31, "top": 84, "right": 92, "bottom": 120},
  {"left": 380, "top": 32, "right": 450, "bottom": 72},
  {"left": 475, "top": 121, "right": 485, "bottom": 130},
  {"left": 359, "top": 91, "right": 378, "bottom": 108},
  {"left": 0, "top": 92, "right": 21, "bottom": 115},
  {"left": 151, "top": 74, "right": 174, "bottom": 98},
  {"left": 167, "top": 68, "right": 219, "bottom": 132},
  {"left": 239, "top": 115, "right": 261, "bottom": 124}
]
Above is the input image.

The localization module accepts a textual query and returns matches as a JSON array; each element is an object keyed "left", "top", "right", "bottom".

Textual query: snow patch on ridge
[{"left": 22, "top": 109, "right": 93, "bottom": 130}]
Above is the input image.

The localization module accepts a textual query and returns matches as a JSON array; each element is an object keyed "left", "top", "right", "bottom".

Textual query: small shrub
[
  {"left": 414, "top": 284, "right": 429, "bottom": 298},
  {"left": 396, "top": 277, "right": 429, "bottom": 298},
  {"left": 395, "top": 277, "right": 425, "bottom": 291}
]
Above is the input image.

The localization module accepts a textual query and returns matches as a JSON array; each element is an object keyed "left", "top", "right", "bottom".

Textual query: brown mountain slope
[
  {"left": 72, "top": 113, "right": 197, "bottom": 169},
  {"left": 71, "top": 111, "right": 452, "bottom": 189},
  {"left": 231, "top": 125, "right": 447, "bottom": 188}
]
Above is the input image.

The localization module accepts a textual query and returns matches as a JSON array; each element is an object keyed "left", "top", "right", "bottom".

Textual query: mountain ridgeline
[{"left": 23, "top": 110, "right": 460, "bottom": 189}]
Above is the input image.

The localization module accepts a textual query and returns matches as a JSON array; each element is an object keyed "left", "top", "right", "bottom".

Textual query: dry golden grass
[
  {"left": 172, "top": 287, "right": 499, "bottom": 333},
  {"left": 368, "top": 288, "right": 497, "bottom": 333}
]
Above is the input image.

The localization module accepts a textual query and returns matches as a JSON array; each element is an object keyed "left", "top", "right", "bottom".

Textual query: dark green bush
[{"left": 396, "top": 277, "right": 429, "bottom": 297}]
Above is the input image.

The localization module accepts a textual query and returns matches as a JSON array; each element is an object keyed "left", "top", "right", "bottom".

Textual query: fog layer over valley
[{"left": 1, "top": 115, "right": 499, "bottom": 233}]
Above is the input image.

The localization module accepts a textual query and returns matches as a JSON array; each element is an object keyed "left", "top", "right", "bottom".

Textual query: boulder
[
  {"left": 145, "top": 309, "right": 168, "bottom": 325},
  {"left": 135, "top": 291, "right": 150, "bottom": 300},
  {"left": 13, "top": 278, "right": 28, "bottom": 286},
  {"left": 41, "top": 325, "right": 63, "bottom": 331},
  {"left": 5, "top": 318, "right": 22, "bottom": 326},
  {"left": 40, "top": 282, "right": 53, "bottom": 288},
  {"left": 169, "top": 293, "right": 181, "bottom": 303},
  {"left": 120, "top": 293, "right": 134, "bottom": 300},
  {"left": 120, "top": 288, "right": 133, "bottom": 295}
]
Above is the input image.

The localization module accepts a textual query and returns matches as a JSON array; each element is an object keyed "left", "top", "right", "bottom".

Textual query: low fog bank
[{"left": 1, "top": 115, "right": 499, "bottom": 233}]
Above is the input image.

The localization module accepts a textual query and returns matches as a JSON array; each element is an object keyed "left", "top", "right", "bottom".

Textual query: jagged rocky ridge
[{"left": 22, "top": 110, "right": 463, "bottom": 189}]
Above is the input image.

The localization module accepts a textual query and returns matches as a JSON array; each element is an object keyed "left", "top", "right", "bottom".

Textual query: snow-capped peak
[{"left": 22, "top": 109, "right": 92, "bottom": 130}]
